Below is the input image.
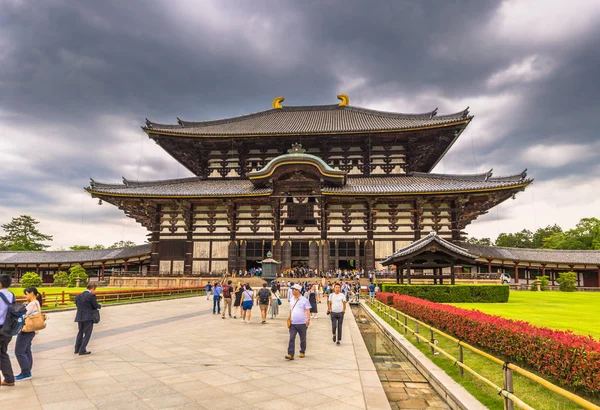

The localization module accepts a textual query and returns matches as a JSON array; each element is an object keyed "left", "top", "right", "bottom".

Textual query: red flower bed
[{"left": 375, "top": 292, "right": 600, "bottom": 394}]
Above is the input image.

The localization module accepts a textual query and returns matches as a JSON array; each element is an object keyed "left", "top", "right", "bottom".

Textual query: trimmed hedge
[
  {"left": 375, "top": 293, "right": 600, "bottom": 394},
  {"left": 379, "top": 284, "right": 509, "bottom": 303}
]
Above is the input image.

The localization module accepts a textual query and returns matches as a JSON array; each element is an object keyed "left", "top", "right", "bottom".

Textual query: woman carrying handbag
[{"left": 14, "top": 287, "right": 46, "bottom": 381}]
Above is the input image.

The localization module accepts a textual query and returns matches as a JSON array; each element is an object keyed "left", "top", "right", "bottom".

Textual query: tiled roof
[
  {"left": 143, "top": 104, "right": 471, "bottom": 136},
  {"left": 0, "top": 244, "right": 151, "bottom": 265},
  {"left": 382, "top": 232, "right": 475, "bottom": 265},
  {"left": 457, "top": 242, "right": 600, "bottom": 265},
  {"left": 87, "top": 171, "right": 530, "bottom": 198}
]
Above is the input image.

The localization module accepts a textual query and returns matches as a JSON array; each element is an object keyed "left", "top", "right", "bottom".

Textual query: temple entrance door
[
  {"left": 339, "top": 260, "right": 356, "bottom": 270},
  {"left": 246, "top": 260, "right": 261, "bottom": 271}
]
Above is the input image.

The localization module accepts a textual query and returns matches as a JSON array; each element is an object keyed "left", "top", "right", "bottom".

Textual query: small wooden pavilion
[{"left": 381, "top": 231, "right": 476, "bottom": 285}]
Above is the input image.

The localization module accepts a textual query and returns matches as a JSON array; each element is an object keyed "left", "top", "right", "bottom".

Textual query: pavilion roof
[
  {"left": 382, "top": 231, "right": 476, "bottom": 266},
  {"left": 0, "top": 244, "right": 151, "bottom": 265},
  {"left": 457, "top": 242, "right": 600, "bottom": 265},
  {"left": 86, "top": 170, "right": 531, "bottom": 198},
  {"left": 143, "top": 103, "right": 472, "bottom": 137}
]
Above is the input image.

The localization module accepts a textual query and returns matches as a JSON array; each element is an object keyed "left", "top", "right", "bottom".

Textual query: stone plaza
[{"left": 0, "top": 296, "right": 404, "bottom": 410}]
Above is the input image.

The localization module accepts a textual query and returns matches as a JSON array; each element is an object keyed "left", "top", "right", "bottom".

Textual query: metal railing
[{"left": 367, "top": 298, "right": 600, "bottom": 410}]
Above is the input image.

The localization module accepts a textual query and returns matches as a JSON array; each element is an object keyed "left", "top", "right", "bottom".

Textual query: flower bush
[{"left": 375, "top": 292, "right": 600, "bottom": 394}]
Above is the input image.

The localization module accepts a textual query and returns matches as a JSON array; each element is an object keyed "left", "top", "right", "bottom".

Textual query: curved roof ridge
[
  {"left": 145, "top": 104, "right": 471, "bottom": 131},
  {"left": 89, "top": 179, "right": 125, "bottom": 189},
  {"left": 412, "top": 170, "right": 493, "bottom": 181},
  {"left": 122, "top": 176, "right": 203, "bottom": 187},
  {"left": 488, "top": 169, "right": 528, "bottom": 182}
]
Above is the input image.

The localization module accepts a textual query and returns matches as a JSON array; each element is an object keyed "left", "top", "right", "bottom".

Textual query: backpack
[
  {"left": 0, "top": 292, "right": 27, "bottom": 337},
  {"left": 259, "top": 289, "right": 270, "bottom": 304},
  {"left": 222, "top": 286, "right": 232, "bottom": 298}
]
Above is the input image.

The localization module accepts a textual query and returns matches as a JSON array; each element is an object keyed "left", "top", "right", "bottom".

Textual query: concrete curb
[
  {"left": 359, "top": 301, "right": 488, "bottom": 410},
  {"left": 348, "top": 306, "right": 393, "bottom": 410}
]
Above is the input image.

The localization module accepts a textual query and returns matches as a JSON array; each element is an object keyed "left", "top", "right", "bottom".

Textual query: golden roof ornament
[
  {"left": 272, "top": 96, "right": 284, "bottom": 109},
  {"left": 288, "top": 143, "right": 306, "bottom": 154},
  {"left": 337, "top": 94, "right": 349, "bottom": 106}
]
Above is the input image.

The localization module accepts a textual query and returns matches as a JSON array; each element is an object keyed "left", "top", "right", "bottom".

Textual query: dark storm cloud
[{"left": 1, "top": 0, "right": 599, "bottom": 246}]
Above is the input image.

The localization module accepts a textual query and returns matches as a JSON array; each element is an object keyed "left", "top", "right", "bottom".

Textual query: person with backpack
[
  {"left": 14, "top": 287, "right": 44, "bottom": 381},
  {"left": 256, "top": 283, "right": 271, "bottom": 324},
  {"left": 0, "top": 274, "right": 19, "bottom": 386},
  {"left": 221, "top": 280, "right": 234, "bottom": 319},
  {"left": 74, "top": 283, "right": 101, "bottom": 355},
  {"left": 212, "top": 281, "right": 222, "bottom": 315}
]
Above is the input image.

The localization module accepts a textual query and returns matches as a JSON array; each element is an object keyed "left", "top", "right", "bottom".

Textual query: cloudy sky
[{"left": 1, "top": 0, "right": 599, "bottom": 249}]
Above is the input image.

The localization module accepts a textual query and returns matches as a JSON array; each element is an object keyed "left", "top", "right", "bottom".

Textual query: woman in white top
[
  {"left": 241, "top": 285, "right": 254, "bottom": 324},
  {"left": 14, "top": 287, "right": 43, "bottom": 381},
  {"left": 328, "top": 283, "right": 347, "bottom": 346}
]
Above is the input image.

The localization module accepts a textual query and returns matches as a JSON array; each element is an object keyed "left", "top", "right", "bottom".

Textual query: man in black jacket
[{"left": 74, "top": 283, "right": 101, "bottom": 355}]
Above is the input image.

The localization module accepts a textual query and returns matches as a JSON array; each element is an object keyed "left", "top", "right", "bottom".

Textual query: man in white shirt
[
  {"left": 285, "top": 284, "right": 311, "bottom": 360},
  {"left": 328, "top": 283, "right": 347, "bottom": 345}
]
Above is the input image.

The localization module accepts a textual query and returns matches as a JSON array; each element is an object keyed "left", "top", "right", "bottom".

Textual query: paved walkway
[{"left": 0, "top": 295, "right": 390, "bottom": 410}]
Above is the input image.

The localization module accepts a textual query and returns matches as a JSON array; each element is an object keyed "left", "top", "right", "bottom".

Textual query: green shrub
[
  {"left": 68, "top": 265, "right": 89, "bottom": 287},
  {"left": 21, "top": 272, "right": 43, "bottom": 288},
  {"left": 556, "top": 271, "right": 577, "bottom": 292},
  {"left": 379, "top": 284, "right": 509, "bottom": 303},
  {"left": 53, "top": 271, "right": 69, "bottom": 286},
  {"left": 530, "top": 275, "right": 550, "bottom": 291}
]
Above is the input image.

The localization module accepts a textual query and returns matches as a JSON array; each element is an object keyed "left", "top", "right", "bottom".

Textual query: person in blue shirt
[
  {"left": 369, "top": 283, "right": 376, "bottom": 298},
  {"left": 212, "top": 282, "right": 223, "bottom": 314},
  {"left": 205, "top": 283, "right": 212, "bottom": 300}
]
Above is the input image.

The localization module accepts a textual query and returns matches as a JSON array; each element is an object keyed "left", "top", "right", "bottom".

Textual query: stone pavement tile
[
  {"left": 318, "top": 400, "right": 365, "bottom": 410},
  {"left": 232, "top": 388, "right": 278, "bottom": 404},
  {"left": 340, "top": 393, "right": 367, "bottom": 409},
  {"left": 197, "top": 396, "right": 247, "bottom": 410},
  {"left": 315, "top": 384, "right": 361, "bottom": 400},
  {"left": 35, "top": 388, "right": 88, "bottom": 405},
  {"left": 2, "top": 395, "right": 41, "bottom": 409},
  {"left": 246, "top": 376, "right": 287, "bottom": 389},
  {"left": 158, "top": 372, "right": 196, "bottom": 385},
  {"left": 33, "top": 381, "right": 81, "bottom": 395},
  {"left": 272, "top": 383, "right": 308, "bottom": 397},
  {"left": 120, "top": 375, "right": 165, "bottom": 390},
  {"left": 162, "top": 402, "right": 207, "bottom": 410},
  {"left": 0, "top": 386, "right": 37, "bottom": 400},
  {"left": 133, "top": 383, "right": 179, "bottom": 399},
  {"left": 69, "top": 369, "right": 111, "bottom": 381},
  {"left": 201, "top": 373, "right": 240, "bottom": 387},
  {"left": 89, "top": 390, "right": 139, "bottom": 407},
  {"left": 214, "top": 380, "right": 259, "bottom": 394},
  {"left": 253, "top": 397, "right": 303, "bottom": 410},
  {"left": 287, "top": 391, "right": 333, "bottom": 407},
  {"left": 397, "top": 398, "right": 429, "bottom": 408},
  {"left": 97, "top": 399, "right": 153, "bottom": 410},
  {"left": 41, "top": 397, "right": 95, "bottom": 410},
  {"left": 144, "top": 393, "right": 194, "bottom": 409}
]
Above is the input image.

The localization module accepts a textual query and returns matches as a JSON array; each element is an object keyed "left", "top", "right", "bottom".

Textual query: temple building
[{"left": 86, "top": 95, "right": 532, "bottom": 275}]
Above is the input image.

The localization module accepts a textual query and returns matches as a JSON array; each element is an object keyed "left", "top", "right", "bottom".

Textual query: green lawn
[{"left": 451, "top": 291, "right": 600, "bottom": 340}]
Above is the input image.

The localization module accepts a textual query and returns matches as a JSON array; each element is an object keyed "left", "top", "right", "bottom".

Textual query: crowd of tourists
[
  {"left": 206, "top": 276, "right": 380, "bottom": 360},
  {"left": 229, "top": 267, "right": 378, "bottom": 282}
]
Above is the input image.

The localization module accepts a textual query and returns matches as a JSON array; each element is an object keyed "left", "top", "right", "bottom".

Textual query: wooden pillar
[
  {"left": 101, "top": 263, "right": 105, "bottom": 281},
  {"left": 487, "top": 259, "right": 492, "bottom": 275},
  {"left": 400, "top": 266, "right": 404, "bottom": 284},
  {"left": 228, "top": 240, "right": 239, "bottom": 274},
  {"left": 406, "top": 263, "right": 412, "bottom": 285},
  {"left": 149, "top": 204, "right": 161, "bottom": 275},
  {"left": 597, "top": 266, "right": 600, "bottom": 288},
  {"left": 541, "top": 264, "right": 546, "bottom": 277},
  {"left": 514, "top": 263, "right": 519, "bottom": 284},
  {"left": 364, "top": 240, "right": 374, "bottom": 271},
  {"left": 309, "top": 240, "right": 319, "bottom": 271},
  {"left": 124, "top": 259, "right": 129, "bottom": 274},
  {"left": 450, "top": 264, "right": 456, "bottom": 285},
  {"left": 396, "top": 265, "right": 400, "bottom": 284},
  {"left": 36, "top": 264, "right": 40, "bottom": 277}
]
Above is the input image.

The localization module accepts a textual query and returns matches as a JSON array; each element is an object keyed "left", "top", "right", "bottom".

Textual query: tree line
[
  {"left": 467, "top": 217, "right": 600, "bottom": 250},
  {"left": 0, "top": 215, "right": 138, "bottom": 251}
]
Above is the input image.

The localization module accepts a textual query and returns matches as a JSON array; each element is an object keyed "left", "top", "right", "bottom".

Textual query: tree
[
  {"left": 108, "top": 240, "right": 137, "bottom": 249},
  {"left": 556, "top": 271, "right": 577, "bottom": 292},
  {"left": 495, "top": 230, "right": 533, "bottom": 248},
  {"left": 53, "top": 271, "right": 69, "bottom": 286},
  {"left": 69, "top": 244, "right": 105, "bottom": 251},
  {"left": 466, "top": 237, "right": 492, "bottom": 246},
  {"left": 532, "top": 224, "right": 563, "bottom": 248},
  {"left": 68, "top": 265, "right": 88, "bottom": 287},
  {"left": 0, "top": 215, "right": 53, "bottom": 251},
  {"left": 543, "top": 218, "right": 600, "bottom": 250},
  {"left": 21, "top": 272, "right": 43, "bottom": 288}
]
